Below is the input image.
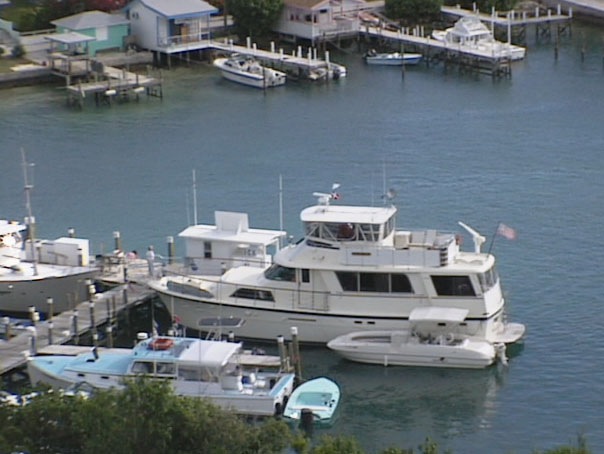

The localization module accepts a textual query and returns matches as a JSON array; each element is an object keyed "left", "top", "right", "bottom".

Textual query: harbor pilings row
[{"left": 0, "top": 283, "right": 156, "bottom": 380}]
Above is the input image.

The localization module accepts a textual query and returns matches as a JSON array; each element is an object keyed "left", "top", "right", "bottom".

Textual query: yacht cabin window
[
  {"left": 304, "top": 221, "right": 385, "bottom": 242},
  {"left": 231, "top": 288, "right": 275, "bottom": 301},
  {"left": 431, "top": 275, "right": 476, "bottom": 297},
  {"left": 301, "top": 268, "right": 310, "bottom": 283},
  {"left": 264, "top": 264, "right": 296, "bottom": 282},
  {"left": 477, "top": 266, "right": 499, "bottom": 292},
  {"left": 336, "top": 272, "right": 413, "bottom": 293},
  {"left": 204, "top": 241, "right": 212, "bottom": 259}
]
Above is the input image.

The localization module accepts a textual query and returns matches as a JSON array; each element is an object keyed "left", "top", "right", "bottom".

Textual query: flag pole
[{"left": 487, "top": 222, "right": 499, "bottom": 254}]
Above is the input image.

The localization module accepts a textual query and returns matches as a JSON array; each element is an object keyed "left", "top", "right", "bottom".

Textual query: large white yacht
[
  {"left": 149, "top": 189, "right": 524, "bottom": 345},
  {"left": 0, "top": 219, "right": 98, "bottom": 317}
]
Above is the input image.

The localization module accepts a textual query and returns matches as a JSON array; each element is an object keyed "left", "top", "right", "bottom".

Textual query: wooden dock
[
  {"left": 361, "top": 25, "right": 515, "bottom": 78},
  {"left": 65, "top": 64, "right": 163, "bottom": 108},
  {"left": 211, "top": 38, "right": 347, "bottom": 80},
  {"left": 0, "top": 283, "right": 155, "bottom": 377},
  {"left": 440, "top": 5, "right": 572, "bottom": 42}
]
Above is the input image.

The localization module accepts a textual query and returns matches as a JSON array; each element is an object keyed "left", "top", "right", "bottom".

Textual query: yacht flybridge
[{"left": 149, "top": 187, "right": 524, "bottom": 345}]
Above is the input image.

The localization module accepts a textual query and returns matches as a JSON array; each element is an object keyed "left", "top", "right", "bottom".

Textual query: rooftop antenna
[
  {"left": 21, "top": 148, "right": 38, "bottom": 276},
  {"left": 279, "top": 175, "right": 284, "bottom": 248},
  {"left": 458, "top": 221, "right": 485, "bottom": 253},
  {"left": 192, "top": 169, "right": 198, "bottom": 225},
  {"left": 313, "top": 182, "right": 340, "bottom": 206}
]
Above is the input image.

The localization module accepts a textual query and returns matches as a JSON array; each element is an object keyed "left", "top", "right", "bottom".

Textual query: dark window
[
  {"left": 301, "top": 268, "right": 310, "bottom": 283},
  {"left": 336, "top": 272, "right": 358, "bottom": 291},
  {"left": 360, "top": 273, "right": 389, "bottom": 292},
  {"left": 203, "top": 241, "right": 212, "bottom": 259},
  {"left": 391, "top": 274, "right": 413, "bottom": 293},
  {"left": 431, "top": 276, "right": 476, "bottom": 296},
  {"left": 231, "top": 288, "right": 275, "bottom": 301},
  {"left": 264, "top": 264, "right": 296, "bottom": 282}
]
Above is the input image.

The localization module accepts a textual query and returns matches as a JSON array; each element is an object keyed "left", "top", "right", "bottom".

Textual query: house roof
[
  {"left": 284, "top": 0, "right": 330, "bottom": 9},
  {"left": 52, "top": 10, "right": 129, "bottom": 30},
  {"left": 45, "top": 31, "right": 96, "bottom": 45},
  {"left": 137, "top": 0, "right": 218, "bottom": 19}
]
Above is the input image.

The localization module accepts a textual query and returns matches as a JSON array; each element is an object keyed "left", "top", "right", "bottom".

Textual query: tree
[
  {"left": 228, "top": 0, "right": 284, "bottom": 40},
  {"left": 385, "top": 0, "right": 443, "bottom": 25}
]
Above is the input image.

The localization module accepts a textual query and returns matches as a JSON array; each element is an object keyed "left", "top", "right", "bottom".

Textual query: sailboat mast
[{"left": 21, "top": 148, "right": 38, "bottom": 276}]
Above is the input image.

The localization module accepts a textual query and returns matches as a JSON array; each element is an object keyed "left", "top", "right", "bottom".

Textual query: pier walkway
[
  {"left": 440, "top": 5, "right": 573, "bottom": 41},
  {"left": 0, "top": 283, "right": 155, "bottom": 377},
  {"left": 210, "top": 38, "right": 347, "bottom": 80},
  {"left": 361, "top": 25, "right": 516, "bottom": 77}
]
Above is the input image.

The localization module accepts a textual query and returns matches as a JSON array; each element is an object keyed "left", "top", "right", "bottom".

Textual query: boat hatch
[{"left": 409, "top": 307, "right": 469, "bottom": 323}]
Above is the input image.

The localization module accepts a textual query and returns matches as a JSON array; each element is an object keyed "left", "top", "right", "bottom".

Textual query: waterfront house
[
  {"left": 125, "top": 0, "right": 218, "bottom": 54},
  {"left": 51, "top": 10, "right": 130, "bottom": 56},
  {"left": 274, "top": 0, "right": 378, "bottom": 44}
]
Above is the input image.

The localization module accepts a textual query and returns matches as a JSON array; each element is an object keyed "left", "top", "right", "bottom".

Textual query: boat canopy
[
  {"left": 409, "top": 307, "right": 469, "bottom": 323},
  {"left": 178, "top": 340, "right": 242, "bottom": 370}
]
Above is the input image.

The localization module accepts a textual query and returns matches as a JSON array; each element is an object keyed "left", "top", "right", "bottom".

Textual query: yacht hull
[
  {"left": 153, "top": 288, "right": 508, "bottom": 345},
  {"left": 0, "top": 266, "right": 97, "bottom": 316}
]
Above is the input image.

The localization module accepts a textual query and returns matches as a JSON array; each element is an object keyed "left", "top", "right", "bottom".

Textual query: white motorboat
[
  {"left": 213, "top": 55, "right": 286, "bottom": 88},
  {"left": 27, "top": 334, "right": 296, "bottom": 417},
  {"left": 432, "top": 16, "right": 526, "bottom": 61},
  {"left": 364, "top": 50, "right": 423, "bottom": 66},
  {"left": 1, "top": 153, "right": 98, "bottom": 317},
  {"left": 283, "top": 376, "right": 340, "bottom": 423},
  {"left": 327, "top": 307, "right": 511, "bottom": 369},
  {"left": 149, "top": 184, "right": 525, "bottom": 345}
]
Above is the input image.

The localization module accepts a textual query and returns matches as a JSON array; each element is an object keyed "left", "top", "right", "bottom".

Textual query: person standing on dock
[{"left": 146, "top": 245, "right": 155, "bottom": 277}]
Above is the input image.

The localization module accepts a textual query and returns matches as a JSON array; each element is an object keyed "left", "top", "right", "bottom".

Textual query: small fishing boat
[
  {"left": 283, "top": 377, "right": 340, "bottom": 423},
  {"left": 213, "top": 54, "right": 286, "bottom": 88},
  {"left": 28, "top": 334, "right": 296, "bottom": 416},
  {"left": 327, "top": 307, "right": 513, "bottom": 369},
  {"left": 364, "top": 49, "right": 423, "bottom": 66}
]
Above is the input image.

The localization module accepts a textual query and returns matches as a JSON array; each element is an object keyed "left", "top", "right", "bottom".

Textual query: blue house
[{"left": 51, "top": 10, "right": 130, "bottom": 56}]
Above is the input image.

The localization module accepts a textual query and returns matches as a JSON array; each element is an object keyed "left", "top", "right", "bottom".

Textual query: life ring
[{"left": 149, "top": 337, "right": 174, "bottom": 351}]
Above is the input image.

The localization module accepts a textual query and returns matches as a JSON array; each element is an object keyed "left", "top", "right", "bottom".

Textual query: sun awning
[{"left": 409, "top": 307, "right": 469, "bottom": 323}]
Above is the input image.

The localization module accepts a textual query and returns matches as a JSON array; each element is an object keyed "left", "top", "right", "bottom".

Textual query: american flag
[{"left": 497, "top": 223, "right": 517, "bottom": 240}]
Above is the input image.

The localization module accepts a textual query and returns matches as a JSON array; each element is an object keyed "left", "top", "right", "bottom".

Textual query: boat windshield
[
  {"left": 477, "top": 265, "right": 499, "bottom": 292},
  {"left": 304, "top": 220, "right": 388, "bottom": 243},
  {"left": 264, "top": 264, "right": 296, "bottom": 282}
]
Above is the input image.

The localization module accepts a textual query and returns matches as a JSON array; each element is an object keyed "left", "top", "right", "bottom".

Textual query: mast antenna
[{"left": 21, "top": 148, "right": 38, "bottom": 276}]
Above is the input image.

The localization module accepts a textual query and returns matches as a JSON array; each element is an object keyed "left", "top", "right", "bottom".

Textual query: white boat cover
[
  {"left": 178, "top": 340, "right": 241, "bottom": 370},
  {"left": 409, "top": 307, "right": 469, "bottom": 323}
]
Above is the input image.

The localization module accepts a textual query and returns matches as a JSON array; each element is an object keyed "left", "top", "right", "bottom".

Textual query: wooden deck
[
  {"left": 361, "top": 25, "right": 516, "bottom": 78},
  {"left": 0, "top": 283, "right": 155, "bottom": 377}
]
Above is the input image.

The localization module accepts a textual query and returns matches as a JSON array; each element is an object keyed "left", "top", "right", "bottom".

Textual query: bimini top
[
  {"left": 134, "top": 337, "right": 242, "bottom": 370},
  {"left": 409, "top": 307, "right": 469, "bottom": 323}
]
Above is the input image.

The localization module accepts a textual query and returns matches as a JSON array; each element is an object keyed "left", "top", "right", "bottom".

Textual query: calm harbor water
[{"left": 2, "top": 20, "right": 604, "bottom": 453}]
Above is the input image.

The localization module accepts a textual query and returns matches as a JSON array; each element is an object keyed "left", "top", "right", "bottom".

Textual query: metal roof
[
  {"left": 45, "top": 32, "right": 96, "bottom": 45},
  {"left": 300, "top": 204, "right": 396, "bottom": 224},
  {"left": 51, "top": 10, "right": 129, "bottom": 30},
  {"left": 138, "top": 0, "right": 218, "bottom": 19}
]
